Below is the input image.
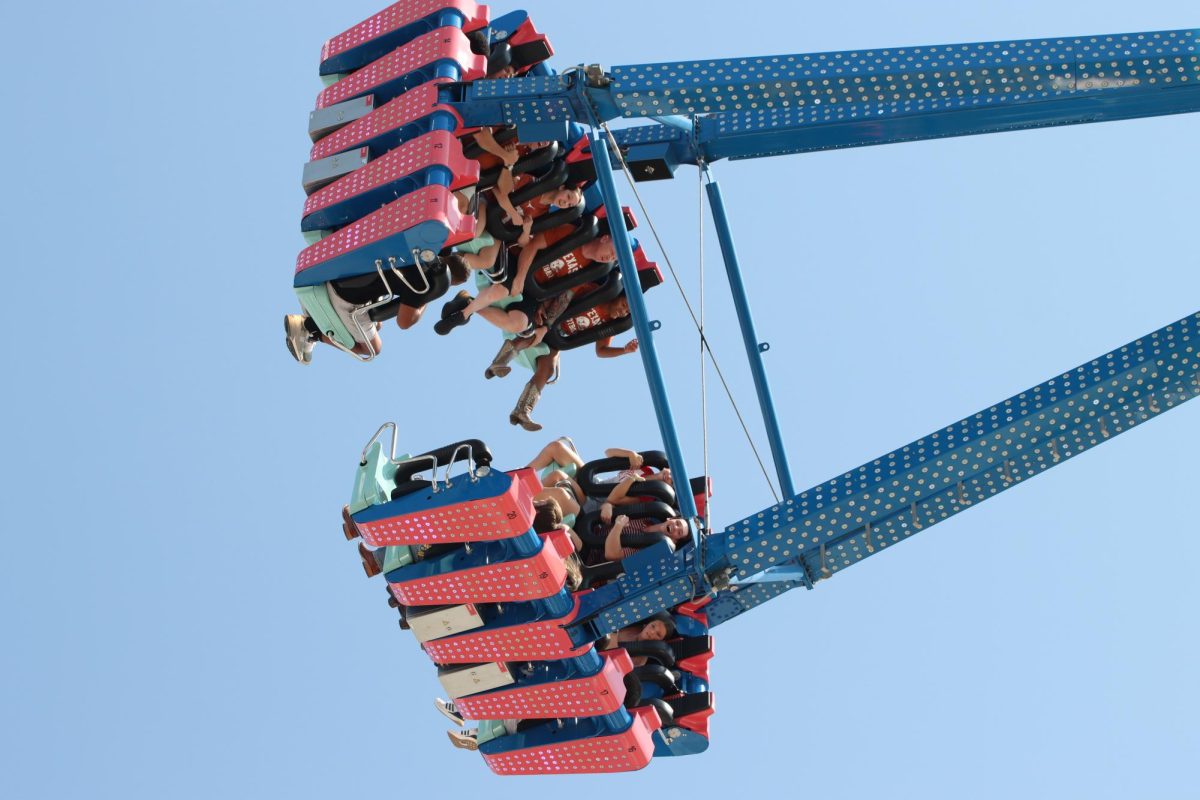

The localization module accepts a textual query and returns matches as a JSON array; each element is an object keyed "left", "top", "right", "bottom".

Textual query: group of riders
[{"left": 287, "top": 31, "right": 647, "bottom": 432}]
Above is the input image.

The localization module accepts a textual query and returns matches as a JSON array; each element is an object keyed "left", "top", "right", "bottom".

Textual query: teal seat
[{"left": 295, "top": 284, "right": 358, "bottom": 350}]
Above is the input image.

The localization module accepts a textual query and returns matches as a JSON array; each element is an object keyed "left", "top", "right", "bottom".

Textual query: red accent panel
[
  {"left": 294, "top": 184, "right": 471, "bottom": 277},
  {"left": 321, "top": 0, "right": 489, "bottom": 65},
  {"left": 422, "top": 598, "right": 589, "bottom": 664},
  {"left": 304, "top": 131, "right": 478, "bottom": 219},
  {"left": 455, "top": 649, "right": 631, "bottom": 720},
  {"left": 311, "top": 81, "right": 460, "bottom": 161},
  {"left": 674, "top": 597, "right": 711, "bottom": 628},
  {"left": 481, "top": 706, "right": 661, "bottom": 776},
  {"left": 565, "top": 135, "right": 591, "bottom": 165},
  {"left": 388, "top": 528, "right": 574, "bottom": 606},
  {"left": 506, "top": 18, "right": 546, "bottom": 49},
  {"left": 356, "top": 469, "right": 540, "bottom": 548},
  {"left": 674, "top": 705, "right": 715, "bottom": 738},
  {"left": 317, "top": 27, "right": 486, "bottom": 109},
  {"left": 677, "top": 647, "right": 713, "bottom": 682}
]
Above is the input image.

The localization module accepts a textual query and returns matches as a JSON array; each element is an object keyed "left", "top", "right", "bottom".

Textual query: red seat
[
  {"left": 351, "top": 468, "right": 542, "bottom": 548},
  {"left": 303, "top": 130, "right": 479, "bottom": 229},
  {"left": 455, "top": 649, "right": 632, "bottom": 720},
  {"left": 421, "top": 596, "right": 590, "bottom": 664},
  {"left": 310, "top": 80, "right": 462, "bottom": 161},
  {"left": 293, "top": 184, "right": 474, "bottom": 286},
  {"left": 316, "top": 27, "right": 486, "bottom": 109},
  {"left": 481, "top": 706, "right": 662, "bottom": 776},
  {"left": 321, "top": 0, "right": 489, "bottom": 74},
  {"left": 387, "top": 528, "right": 574, "bottom": 606}
]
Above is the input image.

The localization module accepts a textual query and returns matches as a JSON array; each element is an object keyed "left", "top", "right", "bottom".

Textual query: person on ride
[
  {"left": 482, "top": 292, "right": 643, "bottom": 434},
  {"left": 437, "top": 613, "right": 676, "bottom": 750},
  {"left": 284, "top": 257, "right": 470, "bottom": 363},
  {"left": 502, "top": 304, "right": 640, "bottom": 432},
  {"left": 433, "top": 230, "right": 618, "bottom": 335},
  {"left": 595, "top": 511, "right": 691, "bottom": 564},
  {"left": 527, "top": 439, "right": 666, "bottom": 530}
]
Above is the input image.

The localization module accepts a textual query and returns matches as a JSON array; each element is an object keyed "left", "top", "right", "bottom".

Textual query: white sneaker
[
  {"left": 434, "top": 698, "right": 464, "bottom": 726},
  {"left": 447, "top": 728, "right": 479, "bottom": 751},
  {"left": 284, "top": 315, "right": 315, "bottom": 364}
]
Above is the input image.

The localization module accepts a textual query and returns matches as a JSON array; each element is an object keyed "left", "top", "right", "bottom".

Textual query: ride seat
[
  {"left": 386, "top": 527, "right": 575, "bottom": 605},
  {"left": 453, "top": 648, "right": 633, "bottom": 720},
  {"left": 319, "top": 0, "right": 489, "bottom": 76},
  {"left": 478, "top": 706, "right": 662, "bottom": 775},
  {"left": 316, "top": 27, "right": 486, "bottom": 110},
  {"left": 302, "top": 130, "right": 479, "bottom": 232}
]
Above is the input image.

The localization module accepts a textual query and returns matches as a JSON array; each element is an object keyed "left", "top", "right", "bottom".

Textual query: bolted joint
[{"left": 584, "top": 64, "right": 612, "bottom": 88}]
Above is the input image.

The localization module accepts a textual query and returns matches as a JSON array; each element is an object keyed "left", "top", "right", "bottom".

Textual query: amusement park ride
[{"left": 292, "top": 0, "right": 1199, "bottom": 775}]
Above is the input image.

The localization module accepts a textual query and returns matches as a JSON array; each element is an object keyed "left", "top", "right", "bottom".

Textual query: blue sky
[{"left": 2, "top": 1, "right": 1196, "bottom": 797}]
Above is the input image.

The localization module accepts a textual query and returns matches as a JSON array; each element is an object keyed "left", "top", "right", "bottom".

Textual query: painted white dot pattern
[
  {"left": 318, "top": 26, "right": 484, "bottom": 109},
  {"left": 302, "top": 130, "right": 474, "bottom": 219},
  {"left": 311, "top": 80, "right": 455, "bottom": 161},
  {"left": 702, "top": 314, "right": 1199, "bottom": 628},
  {"left": 322, "top": 0, "right": 481, "bottom": 64},
  {"left": 389, "top": 546, "right": 566, "bottom": 605},
  {"left": 481, "top": 710, "right": 658, "bottom": 775},
  {"left": 455, "top": 655, "right": 626, "bottom": 720},
  {"left": 611, "top": 30, "right": 1199, "bottom": 117},
  {"left": 294, "top": 184, "right": 459, "bottom": 272}
]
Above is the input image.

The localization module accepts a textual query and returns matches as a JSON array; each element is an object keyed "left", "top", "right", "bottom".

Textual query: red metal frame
[
  {"left": 387, "top": 527, "right": 574, "bottom": 605},
  {"left": 480, "top": 706, "right": 662, "bottom": 776},
  {"left": 321, "top": 0, "right": 489, "bottom": 66},
  {"left": 317, "top": 27, "right": 486, "bottom": 109},
  {"left": 304, "top": 130, "right": 479, "bottom": 221},
  {"left": 421, "top": 596, "right": 590, "bottom": 664},
  {"left": 354, "top": 468, "right": 542, "bottom": 548},
  {"left": 310, "top": 80, "right": 462, "bottom": 161},
  {"left": 454, "top": 649, "right": 632, "bottom": 720},
  {"left": 294, "top": 184, "right": 473, "bottom": 278}
]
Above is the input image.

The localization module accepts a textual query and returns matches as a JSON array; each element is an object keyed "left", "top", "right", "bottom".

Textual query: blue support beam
[
  {"left": 703, "top": 169, "right": 796, "bottom": 498},
  {"left": 560, "top": 312, "right": 1199, "bottom": 637},
  {"left": 703, "top": 311, "right": 1200, "bottom": 627},
  {"left": 449, "top": 29, "right": 1199, "bottom": 164},
  {"left": 587, "top": 123, "right": 701, "bottom": 529}
]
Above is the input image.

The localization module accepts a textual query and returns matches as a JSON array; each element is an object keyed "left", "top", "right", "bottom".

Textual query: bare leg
[
  {"left": 463, "top": 283, "right": 509, "bottom": 318},
  {"left": 534, "top": 486, "right": 580, "bottom": 518},
  {"left": 460, "top": 241, "right": 502, "bottom": 271},
  {"left": 493, "top": 169, "right": 524, "bottom": 225},
  {"left": 477, "top": 306, "right": 532, "bottom": 333},
  {"left": 395, "top": 304, "right": 424, "bottom": 330}
]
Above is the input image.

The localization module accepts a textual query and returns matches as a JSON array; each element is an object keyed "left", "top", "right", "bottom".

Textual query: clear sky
[{"left": 2, "top": 1, "right": 1196, "bottom": 797}]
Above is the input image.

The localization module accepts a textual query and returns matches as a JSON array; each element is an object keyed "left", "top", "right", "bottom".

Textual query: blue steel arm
[
  {"left": 701, "top": 311, "right": 1200, "bottom": 627},
  {"left": 565, "top": 312, "right": 1199, "bottom": 638},
  {"left": 448, "top": 29, "right": 1199, "bottom": 163}
]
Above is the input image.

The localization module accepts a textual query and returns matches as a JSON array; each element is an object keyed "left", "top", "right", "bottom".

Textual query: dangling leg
[
  {"left": 509, "top": 350, "right": 558, "bottom": 432},
  {"left": 284, "top": 314, "right": 318, "bottom": 364},
  {"left": 484, "top": 338, "right": 519, "bottom": 379}
]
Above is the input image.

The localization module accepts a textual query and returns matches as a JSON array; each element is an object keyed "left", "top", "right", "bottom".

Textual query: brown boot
[
  {"left": 484, "top": 339, "right": 518, "bottom": 379},
  {"left": 358, "top": 543, "right": 381, "bottom": 578},
  {"left": 508, "top": 382, "right": 543, "bottom": 432}
]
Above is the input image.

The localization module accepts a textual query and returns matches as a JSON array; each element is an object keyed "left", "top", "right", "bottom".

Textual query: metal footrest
[
  {"left": 455, "top": 649, "right": 632, "bottom": 719},
  {"left": 388, "top": 528, "right": 575, "bottom": 606},
  {"left": 349, "top": 468, "right": 542, "bottom": 548},
  {"left": 310, "top": 80, "right": 461, "bottom": 161},
  {"left": 318, "top": 26, "right": 485, "bottom": 109},
  {"left": 320, "top": 0, "right": 488, "bottom": 75},
  {"left": 480, "top": 707, "right": 662, "bottom": 775},
  {"left": 302, "top": 130, "right": 478, "bottom": 231}
]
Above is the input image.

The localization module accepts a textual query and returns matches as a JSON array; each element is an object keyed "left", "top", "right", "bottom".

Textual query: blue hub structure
[{"left": 298, "top": 1, "right": 1199, "bottom": 775}]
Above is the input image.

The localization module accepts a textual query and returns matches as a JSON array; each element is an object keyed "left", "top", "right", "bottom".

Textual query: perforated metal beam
[
  {"left": 701, "top": 312, "right": 1200, "bottom": 627},
  {"left": 451, "top": 29, "right": 1200, "bottom": 165}
]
